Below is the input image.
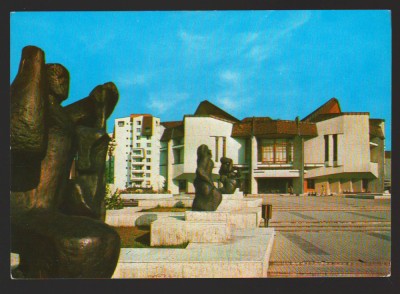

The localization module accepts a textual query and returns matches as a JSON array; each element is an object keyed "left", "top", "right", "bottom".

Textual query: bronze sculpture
[
  {"left": 218, "top": 157, "right": 241, "bottom": 194},
  {"left": 192, "top": 145, "right": 222, "bottom": 211},
  {"left": 11, "top": 46, "right": 120, "bottom": 278}
]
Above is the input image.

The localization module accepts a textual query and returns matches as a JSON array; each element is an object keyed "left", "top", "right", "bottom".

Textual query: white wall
[
  {"left": 114, "top": 117, "right": 132, "bottom": 190},
  {"left": 183, "top": 117, "right": 238, "bottom": 174},
  {"left": 304, "top": 114, "right": 372, "bottom": 179}
]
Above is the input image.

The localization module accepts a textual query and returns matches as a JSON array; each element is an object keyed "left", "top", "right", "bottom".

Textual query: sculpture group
[
  {"left": 192, "top": 144, "right": 241, "bottom": 211},
  {"left": 11, "top": 46, "right": 121, "bottom": 278}
]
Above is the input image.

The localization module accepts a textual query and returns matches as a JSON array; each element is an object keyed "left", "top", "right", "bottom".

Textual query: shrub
[
  {"left": 173, "top": 201, "right": 185, "bottom": 208},
  {"left": 105, "top": 185, "right": 124, "bottom": 210}
]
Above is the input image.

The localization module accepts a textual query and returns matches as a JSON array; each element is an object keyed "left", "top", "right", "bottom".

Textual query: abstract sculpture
[
  {"left": 192, "top": 145, "right": 222, "bottom": 211},
  {"left": 218, "top": 157, "right": 241, "bottom": 194},
  {"left": 11, "top": 46, "right": 121, "bottom": 278}
]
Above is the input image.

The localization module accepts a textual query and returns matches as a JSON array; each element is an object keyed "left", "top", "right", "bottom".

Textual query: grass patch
[{"left": 112, "top": 226, "right": 189, "bottom": 248}]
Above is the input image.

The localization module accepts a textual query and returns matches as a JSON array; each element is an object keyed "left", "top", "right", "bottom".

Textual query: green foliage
[
  {"left": 173, "top": 201, "right": 185, "bottom": 208},
  {"left": 105, "top": 184, "right": 123, "bottom": 210}
]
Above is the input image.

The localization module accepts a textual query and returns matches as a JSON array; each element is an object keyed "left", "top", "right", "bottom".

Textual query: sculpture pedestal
[{"left": 113, "top": 228, "right": 275, "bottom": 278}]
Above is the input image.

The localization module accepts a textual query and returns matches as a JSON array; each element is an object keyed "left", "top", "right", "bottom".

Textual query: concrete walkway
[{"left": 259, "top": 195, "right": 391, "bottom": 277}]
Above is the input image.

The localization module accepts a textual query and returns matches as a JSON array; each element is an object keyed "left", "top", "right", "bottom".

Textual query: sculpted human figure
[
  {"left": 11, "top": 46, "right": 120, "bottom": 278},
  {"left": 218, "top": 157, "right": 241, "bottom": 194},
  {"left": 192, "top": 144, "right": 222, "bottom": 211}
]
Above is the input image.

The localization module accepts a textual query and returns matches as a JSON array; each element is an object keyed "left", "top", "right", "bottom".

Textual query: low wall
[{"left": 120, "top": 193, "right": 173, "bottom": 200}]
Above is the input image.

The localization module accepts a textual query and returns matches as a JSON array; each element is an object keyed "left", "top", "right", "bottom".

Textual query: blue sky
[{"left": 10, "top": 10, "right": 391, "bottom": 149}]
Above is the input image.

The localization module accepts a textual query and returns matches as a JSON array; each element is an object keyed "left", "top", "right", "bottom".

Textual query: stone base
[
  {"left": 150, "top": 216, "right": 233, "bottom": 246},
  {"left": 217, "top": 197, "right": 262, "bottom": 211},
  {"left": 106, "top": 208, "right": 184, "bottom": 227},
  {"left": 113, "top": 228, "right": 275, "bottom": 278},
  {"left": 186, "top": 208, "right": 262, "bottom": 229}
]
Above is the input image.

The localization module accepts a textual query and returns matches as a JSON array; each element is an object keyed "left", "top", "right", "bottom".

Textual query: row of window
[{"left": 125, "top": 143, "right": 152, "bottom": 147}]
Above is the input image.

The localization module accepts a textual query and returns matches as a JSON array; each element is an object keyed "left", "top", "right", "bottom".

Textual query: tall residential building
[
  {"left": 113, "top": 114, "right": 162, "bottom": 190},
  {"left": 160, "top": 98, "right": 385, "bottom": 195}
]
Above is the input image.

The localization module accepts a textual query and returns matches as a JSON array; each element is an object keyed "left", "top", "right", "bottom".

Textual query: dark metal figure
[
  {"left": 11, "top": 46, "right": 120, "bottom": 278},
  {"left": 192, "top": 145, "right": 222, "bottom": 211},
  {"left": 218, "top": 157, "right": 241, "bottom": 194}
]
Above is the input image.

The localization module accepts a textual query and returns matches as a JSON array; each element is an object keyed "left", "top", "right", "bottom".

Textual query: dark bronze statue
[
  {"left": 11, "top": 46, "right": 121, "bottom": 278},
  {"left": 192, "top": 145, "right": 222, "bottom": 211},
  {"left": 218, "top": 157, "right": 241, "bottom": 194}
]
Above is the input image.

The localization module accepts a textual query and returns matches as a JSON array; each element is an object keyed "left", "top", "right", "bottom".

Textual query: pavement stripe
[
  {"left": 367, "top": 232, "right": 391, "bottom": 242},
  {"left": 282, "top": 233, "right": 329, "bottom": 255},
  {"left": 346, "top": 212, "right": 387, "bottom": 220},
  {"left": 288, "top": 212, "right": 316, "bottom": 220}
]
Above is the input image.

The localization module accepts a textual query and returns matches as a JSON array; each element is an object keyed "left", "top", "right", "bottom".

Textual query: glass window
[
  {"left": 146, "top": 166, "right": 151, "bottom": 170},
  {"left": 136, "top": 136, "right": 140, "bottom": 140},
  {"left": 136, "top": 143, "right": 140, "bottom": 147},
  {"left": 333, "top": 134, "right": 338, "bottom": 162},
  {"left": 324, "top": 135, "right": 329, "bottom": 162},
  {"left": 260, "top": 139, "right": 293, "bottom": 163},
  {"left": 137, "top": 121, "right": 142, "bottom": 125},
  {"left": 118, "top": 121, "right": 124, "bottom": 127},
  {"left": 147, "top": 150, "right": 151, "bottom": 155},
  {"left": 147, "top": 143, "right": 151, "bottom": 147},
  {"left": 146, "top": 158, "right": 151, "bottom": 162},
  {"left": 136, "top": 128, "right": 141, "bottom": 132}
]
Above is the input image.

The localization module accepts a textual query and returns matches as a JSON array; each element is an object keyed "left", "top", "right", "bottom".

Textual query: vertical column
[
  {"left": 250, "top": 136, "right": 258, "bottom": 194},
  {"left": 167, "top": 139, "right": 173, "bottom": 193},
  {"left": 293, "top": 136, "right": 304, "bottom": 195}
]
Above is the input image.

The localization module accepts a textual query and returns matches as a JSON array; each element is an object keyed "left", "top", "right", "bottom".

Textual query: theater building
[{"left": 159, "top": 98, "right": 385, "bottom": 195}]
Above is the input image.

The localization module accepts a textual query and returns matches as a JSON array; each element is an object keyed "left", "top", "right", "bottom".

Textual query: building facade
[
  {"left": 159, "top": 98, "right": 385, "bottom": 195},
  {"left": 113, "top": 114, "right": 162, "bottom": 191}
]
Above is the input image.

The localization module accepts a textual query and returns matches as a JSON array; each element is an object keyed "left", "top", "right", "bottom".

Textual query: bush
[
  {"left": 105, "top": 185, "right": 124, "bottom": 210},
  {"left": 173, "top": 201, "right": 185, "bottom": 208}
]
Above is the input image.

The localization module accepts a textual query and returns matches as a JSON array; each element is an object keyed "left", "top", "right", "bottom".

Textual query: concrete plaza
[{"left": 251, "top": 195, "right": 391, "bottom": 277}]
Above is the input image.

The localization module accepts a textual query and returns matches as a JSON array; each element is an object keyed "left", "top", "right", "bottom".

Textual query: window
[
  {"left": 146, "top": 166, "right": 151, "bottom": 170},
  {"left": 136, "top": 136, "right": 140, "bottom": 140},
  {"left": 147, "top": 143, "right": 151, "bottom": 147},
  {"left": 324, "top": 135, "right": 329, "bottom": 162},
  {"left": 136, "top": 143, "right": 140, "bottom": 147},
  {"left": 146, "top": 181, "right": 151, "bottom": 185},
  {"left": 118, "top": 121, "right": 125, "bottom": 127},
  {"left": 146, "top": 173, "right": 151, "bottom": 177},
  {"left": 223, "top": 137, "right": 227, "bottom": 157},
  {"left": 333, "top": 134, "right": 338, "bottom": 162},
  {"left": 146, "top": 136, "right": 151, "bottom": 140},
  {"left": 260, "top": 139, "right": 293, "bottom": 163},
  {"left": 137, "top": 121, "right": 142, "bottom": 125},
  {"left": 136, "top": 128, "right": 141, "bottom": 132},
  {"left": 147, "top": 150, "right": 151, "bottom": 155},
  {"left": 146, "top": 158, "right": 151, "bottom": 162}
]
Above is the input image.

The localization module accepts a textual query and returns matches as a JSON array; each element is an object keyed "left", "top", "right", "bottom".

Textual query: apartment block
[{"left": 113, "top": 114, "right": 162, "bottom": 190}]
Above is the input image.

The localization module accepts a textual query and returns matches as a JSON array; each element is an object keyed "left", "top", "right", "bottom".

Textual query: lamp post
[{"left": 108, "top": 140, "right": 116, "bottom": 184}]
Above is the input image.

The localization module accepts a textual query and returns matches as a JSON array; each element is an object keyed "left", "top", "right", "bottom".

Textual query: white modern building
[
  {"left": 113, "top": 114, "right": 162, "bottom": 191},
  {"left": 159, "top": 99, "right": 385, "bottom": 195}
]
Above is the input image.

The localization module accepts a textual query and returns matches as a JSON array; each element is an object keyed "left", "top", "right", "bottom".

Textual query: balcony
[
  {"left": 131, "top": 173, "right": 145, "bottom": 181},
  {"left": 131, "top": 169, "right": 144, "bottom": 173},
  {"left": 131, "top": 148, "right": 144, "bottom": 158},
  {"left": 132, "top": 161, "right": 145, "bottom": 165}
]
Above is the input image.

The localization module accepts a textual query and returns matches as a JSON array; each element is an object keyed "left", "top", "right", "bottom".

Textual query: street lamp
[{"left": 108, "top": 140, "right": 117, "bottom": 183}]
